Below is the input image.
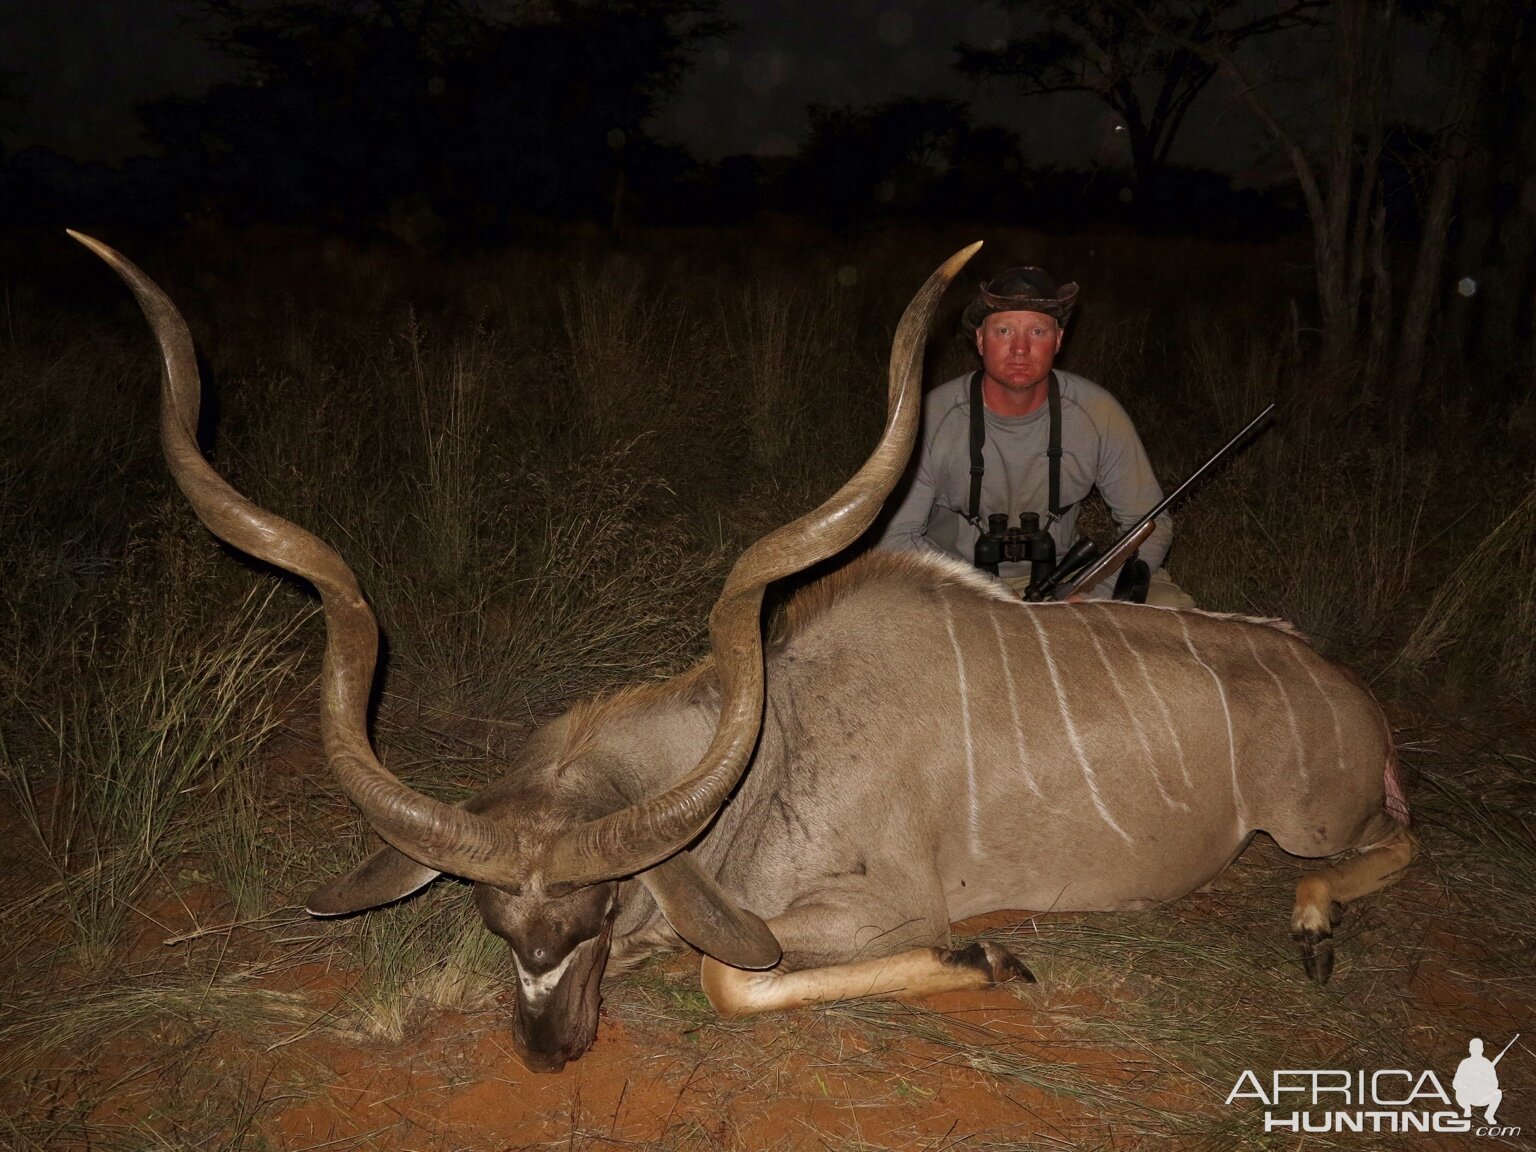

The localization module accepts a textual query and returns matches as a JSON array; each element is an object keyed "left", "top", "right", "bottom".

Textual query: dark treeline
[
  {"left": 3, "top": 0, "right": 1304, "bottom": 241},
  {"left": 2, "top": 0, "right": 1534, "bottom": 405},
  {"left": 5, "top": 0, "right": 721, "bottom": 240}
]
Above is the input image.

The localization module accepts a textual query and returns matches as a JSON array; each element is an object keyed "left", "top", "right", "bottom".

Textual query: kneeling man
[{"left": 877, "top": 265, "right": 1195, "bottom": 607}]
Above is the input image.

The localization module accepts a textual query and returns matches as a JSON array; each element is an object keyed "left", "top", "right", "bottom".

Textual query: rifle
[
  {"left": 1491, "top": 1034, "right": 1520, "bottom": 1066},
  {"left": 1028, "top": 403, "right": 1276, "bottom": 601}
]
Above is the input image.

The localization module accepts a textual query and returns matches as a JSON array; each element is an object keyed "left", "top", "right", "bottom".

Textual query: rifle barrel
[
  {"left": 1122, "top": 402, "right": 1276, "bottom": 545},
  {"left": 1492, "top": 1034, "right": 1520, "bottom": 1065},
  {"left": 1058, "top": 403, "right": 1274, "bottom": 600}
]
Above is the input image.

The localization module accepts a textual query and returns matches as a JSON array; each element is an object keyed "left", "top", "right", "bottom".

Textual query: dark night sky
[
  {"left": 2, "top": 0, "right": 1443, "bottom": 180},
  {"left": 1, "top": 1, "right": 233, "bottom": 162},
  {"left": 659, "top": 0, "right": 1126, "bottom": 163}
]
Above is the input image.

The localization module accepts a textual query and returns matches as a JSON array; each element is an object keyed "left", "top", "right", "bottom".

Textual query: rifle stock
[{"left": 1062, "top": 519, "right": 1157, "bottom": 599}]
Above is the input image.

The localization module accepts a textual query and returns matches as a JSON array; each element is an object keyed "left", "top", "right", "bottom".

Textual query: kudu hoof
[
  {"left": 943, "top": 941, "right": 1036, "bottom": 985},
  {"left": 1294, "top": 928, "right": 1336, "bottom": 983}
]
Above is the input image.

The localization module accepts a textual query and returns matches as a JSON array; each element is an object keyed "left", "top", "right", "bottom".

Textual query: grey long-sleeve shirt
[{"left": 875, "top": 370, "right": 1172, "bottom": 594}]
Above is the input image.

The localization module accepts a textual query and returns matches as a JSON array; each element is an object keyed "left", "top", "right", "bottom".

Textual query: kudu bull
[{"left": 75, "top": 232, "right": 1414, "bottom": 1074}]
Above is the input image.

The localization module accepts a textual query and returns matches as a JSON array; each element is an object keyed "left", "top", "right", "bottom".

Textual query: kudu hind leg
[{"left": 1290, "top": 817, "right": 1416, "bottom": 982}]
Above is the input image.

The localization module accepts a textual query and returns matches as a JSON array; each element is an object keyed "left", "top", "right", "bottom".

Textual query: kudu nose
[{"left": 522, "top": 1047, "right": 570, "bottom": 1074}]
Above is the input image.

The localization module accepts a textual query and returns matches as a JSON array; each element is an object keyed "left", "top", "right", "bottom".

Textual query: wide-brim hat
[{"left": 961, "top": 266, "right": 1079, "bottom": 331}]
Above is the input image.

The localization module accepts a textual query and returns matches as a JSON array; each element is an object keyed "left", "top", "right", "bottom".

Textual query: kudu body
[{"left": 76, "top": 232, "right": 1413, "bottom": 1074}]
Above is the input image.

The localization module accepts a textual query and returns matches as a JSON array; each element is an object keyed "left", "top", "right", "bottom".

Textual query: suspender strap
[
  {"left": 967, "top": 370, "right": 985, "bottom": 526},
  {"left": 1047, "top": 371, "right": 1063, "bottom": 518},
  {"left": 968, "top": 369, "right": 1072, "bottom": 524}
]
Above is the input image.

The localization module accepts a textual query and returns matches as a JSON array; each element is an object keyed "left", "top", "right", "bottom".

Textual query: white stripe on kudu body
[
  {"left": 1075, "top": 611, "right": 1188, "bottom": 811},
  {"left": 940, "top": 593, "right": 983, "bottom": 853},
  {"left": 1287, "top": 640, "right": 1347, "bottom": 780},
  {"left": 987, "top": 605, "right": 1043, "bottom": 798},
  {"left": 1025, "top": 610, "right": 1134, "bottom": 844},
  {"left": 1178, "top": 614, "right": 1246, "bottom": 832},
  {"left": 1244, "top": 629, "right": 1307, "bottom": 783},
  {"left": 1093, "top": 604, "right": 1194, "bottom": 789}
]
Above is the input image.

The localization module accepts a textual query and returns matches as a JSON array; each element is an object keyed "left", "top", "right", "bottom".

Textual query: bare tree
[
  {"left": 1394, "top": 1, "right": 1499, "bottom": 400},
  {"left": 1158, "top": 0, "right": 1396, "bottom": 385},
  {"left": 1459, "top": 7, "right": 1536, "bottom": 399},
  {"left": 956, "top": 0, "right": 1323, "bottom": 200},
  {"left": 1156, "top": 0, "right": 1532, "bottom": 406}
]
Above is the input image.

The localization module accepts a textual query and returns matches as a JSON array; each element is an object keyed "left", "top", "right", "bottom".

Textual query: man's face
[{"left": 975, "top": 310, "right": 1063, "bottom": 394}]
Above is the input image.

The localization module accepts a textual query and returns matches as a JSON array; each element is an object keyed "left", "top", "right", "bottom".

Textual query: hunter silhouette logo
[
  {"left": 1225, "top": 1034, "right": 1522, "bottom": 1137},
  {"left": 1454, "top": 1035, "right": 1517, "bottom": 1126}
]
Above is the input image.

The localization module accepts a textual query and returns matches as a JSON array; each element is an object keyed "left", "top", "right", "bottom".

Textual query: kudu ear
[
  {"left": 307, "top": 777, "right": 533, "bottom": 915},
  {"left": 638, "top": 853, "right": 781, "bottom": 970},
  {"left": 306, "top": 842, "right": 441, "bottom": 916}
]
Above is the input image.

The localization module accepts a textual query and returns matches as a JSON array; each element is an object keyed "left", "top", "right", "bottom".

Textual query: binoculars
[
  {"left": 974, "top": 511, "right": 1131, "bottom": 601},
  {"left": 973, "top": 512, "right": 1056, "bottom": 586}
]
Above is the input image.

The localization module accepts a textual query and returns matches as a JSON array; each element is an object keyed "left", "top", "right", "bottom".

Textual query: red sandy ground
[
  {"left": 15, "top": 775, "right": 1530, "bottom": 1150},
  {"left": 270, "top": 955, "right": 1130, "bottom": 1149},
  {"left": 259, "top": 912, "right": 1529, "bottom": 1151},
  {"left": 30, "top": 886, "right": 1533, "bottom": 1151}
]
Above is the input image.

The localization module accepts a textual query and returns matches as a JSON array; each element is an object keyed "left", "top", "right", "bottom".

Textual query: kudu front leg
[
  {"left": 701, "top": 942, "right": 1032, "bottom": 1017},
  {"left": 698, "top": 899, "right": 1033, "bottom": 1018}
]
